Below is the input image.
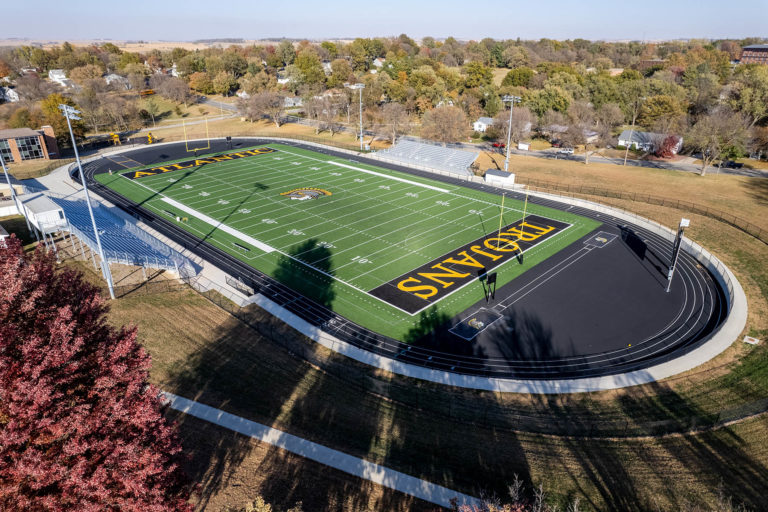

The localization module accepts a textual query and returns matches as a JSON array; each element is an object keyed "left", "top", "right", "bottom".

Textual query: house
[
  {"left": 740, "top": 45, "right": 768, "bottom": 65},
  {"left": 372, "top": 58, "right": 385, "bottom": 68},
  {"left": 104, "top": 73, "right": 129, "bottom": 90},
  {"left": 48, "top": 69, "right": 70, "bottom": 87},
  {"left": 321, "top": 60, "right": 332, "bottom": 76},
  {"left": 169, "top": 63, "right": 180, "bottom": 77},
  {"left": 284, "top": 96, "right": 303, "bottom": 108},
  {"left": 0, "top": 86, "right": 19, "bottom": 103},
  {"left": 236, "top": 90, "right": 250, "bottom": 99},
  {"left": 517, "top": 142, "right": 530, "bottom": 151},
  {"left": 618, "top": 130, "right": 683, "bottom": 154},
  {"left": 473, "top": 117, "right": 495, "bottom": 132},
  {"left": 542, "top": 124, "right": 598, "bottom": 144}
]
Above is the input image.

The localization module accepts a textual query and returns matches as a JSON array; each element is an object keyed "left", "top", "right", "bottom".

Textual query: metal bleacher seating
[
  {"left": 375, "top": 139, "right": 478, "bottom": 176},
  {"left": 48, "top": 195, "right": 198, "bottom": 276}
]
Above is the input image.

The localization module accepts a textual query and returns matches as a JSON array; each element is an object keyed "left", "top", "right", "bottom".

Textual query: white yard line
[
  {"left": 162, "top": 392, "right": 479, "bottom": 509},
  {"left": 328, "top": 161, "right": 451, "bottom": 192},
  {"left": 160, "top": 197, "right": 276, "bottom": 253}
]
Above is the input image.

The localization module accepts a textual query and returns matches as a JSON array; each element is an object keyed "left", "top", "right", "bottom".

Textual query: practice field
[{"left": 95, "top": 143, "right": 599, "bottom": 339}]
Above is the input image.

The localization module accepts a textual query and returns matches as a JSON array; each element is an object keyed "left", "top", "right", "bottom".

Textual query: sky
[{"left": 3, "top": 0, "right": 767, "bottom": 42}]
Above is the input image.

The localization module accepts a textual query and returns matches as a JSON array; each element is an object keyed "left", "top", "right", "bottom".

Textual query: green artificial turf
[{"left": 96, "top": 143, "right": 600, "bottom": 339}]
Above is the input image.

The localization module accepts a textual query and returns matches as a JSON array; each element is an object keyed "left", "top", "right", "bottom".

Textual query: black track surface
[{"left": 78, "top": 138, "right": 728, "bottom": 380}]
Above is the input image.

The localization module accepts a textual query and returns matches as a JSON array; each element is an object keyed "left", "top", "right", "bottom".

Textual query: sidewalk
[{"left": 163, "top": 392, "right": 479, "bottom": 509}]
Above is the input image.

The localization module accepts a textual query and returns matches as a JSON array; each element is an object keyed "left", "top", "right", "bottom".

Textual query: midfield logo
[
  {"left": 369, "top": 215, "right": 571, "bottom": 314},
  {"left": 121, "top": 147, "right": 277, "bottom": 180},
  {"left": 280, "top": 188, "right": 332, "bottom": 201}
]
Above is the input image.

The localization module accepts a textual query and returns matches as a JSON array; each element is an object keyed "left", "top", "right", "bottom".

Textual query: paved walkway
[{"left": 162, "top": 392, "right": 479, "bottom": 509}]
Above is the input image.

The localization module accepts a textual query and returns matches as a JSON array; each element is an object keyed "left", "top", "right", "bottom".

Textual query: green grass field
[{"left": 96, "top": 143, "right": 600, "bottom": 339}]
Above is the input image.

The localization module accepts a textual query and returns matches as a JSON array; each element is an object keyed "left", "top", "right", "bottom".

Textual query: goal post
[{"left": 182, "top": 118, "right": 211, "bottom": 153}]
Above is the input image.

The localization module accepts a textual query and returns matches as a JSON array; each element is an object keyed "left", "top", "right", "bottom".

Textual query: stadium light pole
[
  {"left": 59, "top": 104, "right": 115, "bottom": 299},
  {"left": 502, "top": 95, "right": 521, "bottom": 173},
  {"left": 666, "top": 218, "right": 690, "bottom": 293},
  {"left": 0, "top": 150, "right": 34, "bottom": 236},
  {"left": 345, "top": 83, "right": 365, "bottom": 151}
]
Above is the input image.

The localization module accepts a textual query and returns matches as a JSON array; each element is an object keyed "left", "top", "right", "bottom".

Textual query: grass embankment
[
  {"left": 94, "top": 200, "right": 768, "bottom": 511},
  {"left": 478, "top": 149, "right": 768, "bottom": 232}
]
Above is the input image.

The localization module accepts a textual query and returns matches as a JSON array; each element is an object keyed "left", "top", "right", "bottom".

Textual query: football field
[{"left": 96, "top": 143, "right": 600, "bottom": 339}]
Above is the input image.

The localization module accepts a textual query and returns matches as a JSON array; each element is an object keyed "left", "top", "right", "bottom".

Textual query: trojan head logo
[{"left": 280, "top": 188, "right": 332, "bottom": 201}]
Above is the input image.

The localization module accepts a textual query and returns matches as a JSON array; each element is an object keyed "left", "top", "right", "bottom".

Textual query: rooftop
[
  {"left": 20, "top": 193, "right": 62, "bottom": 215},
  {"left": 0, "top": 127, "right": 40, "bottom": 140},
  {"left": 743, "top": 45, "right": 768, "bottom": 50}
]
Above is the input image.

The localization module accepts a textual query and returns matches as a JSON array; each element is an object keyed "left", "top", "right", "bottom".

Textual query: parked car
[
  {"left": 492, "top": 142, "right": 506, "bottom": 148},
  {"left": 722, "top": 160, "right": 744, "bottom": 169},
  {"left": 558, "top": 147, "right": 574, "bottom": 155},
  {"left": 551, "top": 140, "right": 562, "bottom": 148}
]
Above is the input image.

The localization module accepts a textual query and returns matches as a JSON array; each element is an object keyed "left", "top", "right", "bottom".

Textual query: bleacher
[
  {"left": 49, "top": 196, "right": 198, "bottom": 276},
  {"left": 375, "top": 140, "right": 477, "bottom": 177}
]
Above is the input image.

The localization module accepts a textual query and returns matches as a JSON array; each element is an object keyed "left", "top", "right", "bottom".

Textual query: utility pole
[
  {"left": 502, "top": 95, "right": 521, "bottom": 173},
  {"left": 59, "top": 104, "right": 115, "bottom": 299},
  {"left": 345, "top": 83, "right": 365, "bottom": 151}
]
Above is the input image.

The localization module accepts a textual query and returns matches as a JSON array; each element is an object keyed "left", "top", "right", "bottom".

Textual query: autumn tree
[
  {"left": 187, "top": 71, "right": 214, "bottom": 95},
  {"left": 491, "top": 105, "right": 533, "bottom": 144},
  {"left": 238, "top": 91, "right": 285, "bottom": 127},
  {"left": 0, "top": 238, "right": 192, "bottom": 511},
  {"left": 380, "top": 102, "right": 410, "bottom": 144},
  {"left": 686, "top": 108, "right": 749, "bottom": 175},
  {"left": 212, "top": 71, "right": 239, "bottom": 96},
  {"left": 40, "top": 93, "right": 85, "bottom": 146},
  {"left": 420, "top": 105, "right": 468, "bottom": 144},
  {"left": 69, "top": 64, "right": 104, "bottom": 85}
]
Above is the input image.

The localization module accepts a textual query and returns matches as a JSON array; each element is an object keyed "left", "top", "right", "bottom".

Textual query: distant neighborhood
[{"left": 1, "top": 36, "right": 766, "bottom": 174}]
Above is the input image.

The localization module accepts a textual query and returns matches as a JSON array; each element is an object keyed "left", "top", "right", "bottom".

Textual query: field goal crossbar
[{"left": 182, "top": 118, "right": 210, "bottom": 153}]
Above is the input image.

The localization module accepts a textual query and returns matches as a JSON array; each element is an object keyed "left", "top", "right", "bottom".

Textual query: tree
[
  {"left": 502, "top": 67, "right": 534, "bottom": 88},
  {"left": 7, "top": 107, "right": 44, "bottom": 130},
  {"left": 276, "top": 40, "right": 296, "bottom": 66},
  {"left": 68, "top": 64, "right": 104, "bottom": 85},
  {"left": 293, "top": 50, "right": 325, "bottom": 87},
  {"left": 685, "top": 108, "right": 749, "bottom": 175},
  {"left": 144, "top": 96, "right": 161, "bottom": 127},
  {"left": 40, "top": 93, "right": 85, "bottom": 147},
  {"left": 155, "top": 77, "right": 192, "bottom": 107},
  {"left": 326, "top": 59, "right": 353, "bottom": 89},
  {"left": 0, "top": 239, "right": 192, "bottom": 511},
  {"left": 462, "top": 61, "right": 493, "bottom": 88},
  {"left": 729, "top": 65, "right": 768, "bottom": 128},
  {"left": 420, "top": 105, "right": 468, "bottom": 144},
  {"left": 239, "top": 91, "right": 285, "bottom": 127},
  {"left": 212, "top": 71, "right": 239, "bottom": 96},
  {"left": 564, "top": 100, "right": 600, "bottom": 163},
  {"left": 381, "top": 102, "right": 409, "bottom": 144},
  {"left": 14, "top": 74, "right": 59, "bottom": 102},
  {"left": 239, "top": 71, "right": 276, "bottom": 95},
  {"left": 187, "top": 71, "right": 214, "bottom": 95},
  {"left": 637, "top": 95, "right": 685, "bottom": 130},
  {"left": 523, "top": 84, "right": 570, "bottom": 117},
  {"left": 491, "top": 105, "right": 533, "bottom": 144}
]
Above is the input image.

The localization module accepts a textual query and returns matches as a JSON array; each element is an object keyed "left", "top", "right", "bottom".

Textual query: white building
[
  {"left": 372, "top": 58, "right": 385, "bottom": 68},
  {"left": 48, "top": 69, "right": 68, "bottom": 86},
  {"left": 618, "top": 130, "right": 683, "bottom": 154},
  {"left": 473, "top": 117, "right": 495, "bottom": 132},
  {"left": 0, "top": 86, "right": 19, "bottom": 103},
  {"left": 485, "top": 168, "right": 515, "bottom": 187},
  {"left": 19, "top": 193, "right": 66, "bottom": 234},
  {"left": 104, "top": 74, "right": 129, "bottom": 90}
]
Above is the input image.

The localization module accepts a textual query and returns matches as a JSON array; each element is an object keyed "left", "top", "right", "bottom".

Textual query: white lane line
[
  {"left": 162, "top": 392, "right": 479, "bottom": 509},
  {"left": 328, "top": 161, "right": 450, "bottom": 193},
  {"left": 160, "top": 197, "right": 276, "bottom": 253}
]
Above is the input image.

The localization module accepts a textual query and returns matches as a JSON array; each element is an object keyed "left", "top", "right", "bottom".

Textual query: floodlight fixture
[
  {"left": 666, "top": 217, "right": 691, "bottom": 293},
  {"left": 60, "top": 103, "right": 115, "bottom": 299}
]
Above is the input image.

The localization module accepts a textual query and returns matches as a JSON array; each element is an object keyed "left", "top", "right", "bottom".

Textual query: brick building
[
  {"left": 740, "top": 45, "right": 768, "bottom": 65},
  {"left": 0, "top": 126, "right": 59, "bottom": 163}
]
